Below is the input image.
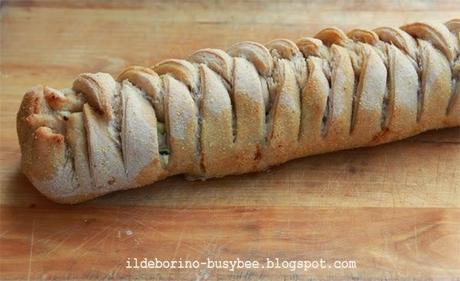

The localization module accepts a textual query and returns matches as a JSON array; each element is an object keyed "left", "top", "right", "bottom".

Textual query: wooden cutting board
[{"left": 1, "top": 1, "right": 459, "bottom": 280}]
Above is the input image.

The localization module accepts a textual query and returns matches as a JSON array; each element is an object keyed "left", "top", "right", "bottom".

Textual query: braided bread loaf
[{"left": 17, "top": 20, "right": 460, "bottom": 203}]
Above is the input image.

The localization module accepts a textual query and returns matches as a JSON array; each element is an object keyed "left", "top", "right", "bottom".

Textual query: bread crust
[{"left": 17, "top": 19, "right": 460, "bottom": 203}]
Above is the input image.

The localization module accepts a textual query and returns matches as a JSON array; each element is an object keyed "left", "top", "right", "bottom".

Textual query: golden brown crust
[
  {"left": 232, "top": 57, "right": 266, "bottom": 173},
  {"left": 66, "top": 112, "right": 93, "bottom": 194},
  {"left": 265, "top": 59, "right": 301, "bottom": 165},
  {"left": 323, "top": 45, "right": 354, "bottom": 150},
  {"left": 379, "top": 44, "right": 419, "bottom": 142},
  {"left": 298, "top": 56, "right": 329, "bottom": 148},
  {"left": 349, "top": 44, "right": 387, "bottom": 144},
  {"left": 73, "top": 73, "right": 116, "bottom": 120},
  {"left": 117, "top": 66, "right": 165, "bottom": 121},
  {"left": 17, "top": 19, "right": 460, "bottom": 203},
  {"left": 120, "top": 81, "right": 166, "bottom": 186},
  {"left": 401, "top": 22, "right": 458, "bottom": 62},
  {"left": 163, "top": 76, "right": 201, "bottom": 175},
  {"left": 199, "top": 64, "right": 234, "bottom": 177}
]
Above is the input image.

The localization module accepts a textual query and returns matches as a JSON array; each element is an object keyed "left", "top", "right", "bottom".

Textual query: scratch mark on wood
[
  {"left": 414, "top": 219, "right": 419, "bottom": 259},
  {"left": 72, "top": 225, "right": 111, "bottom": 253},
  {"left": 94, "top": 226, "right": 116, "bottom": 247},
  {"left": 173, "top": 227, "right": 185, "bottom": 259},
  {"left": 0, "top": 230, "right": 9, "bottom": 239},
  {"left": 45, "top": 224, "right": 81, "bottom": 257},
  {"left": 27, "top": 219, "right": 35, "bottom": 281}
]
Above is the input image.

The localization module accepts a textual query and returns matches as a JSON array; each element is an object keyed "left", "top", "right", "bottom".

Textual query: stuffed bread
[{"left": 17, "top": 19, "right": 460, "bottom": 203}]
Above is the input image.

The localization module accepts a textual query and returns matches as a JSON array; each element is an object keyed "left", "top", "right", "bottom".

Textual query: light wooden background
[{"left": 1, "top": 0, "right": 460, "bottom": 280}]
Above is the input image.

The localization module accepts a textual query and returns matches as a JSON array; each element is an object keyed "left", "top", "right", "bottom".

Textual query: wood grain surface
[{"left": 1, "top": 0, "right": 460, "bottom": 280}]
